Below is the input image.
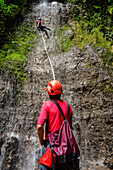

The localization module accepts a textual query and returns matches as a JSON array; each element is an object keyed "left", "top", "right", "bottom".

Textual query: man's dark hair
[{"left": 49, "top": 94, "right": 61, "bottom": 100}]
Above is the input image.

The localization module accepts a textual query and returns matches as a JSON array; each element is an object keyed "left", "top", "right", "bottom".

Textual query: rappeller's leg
[
  {"left": 40, "top": 26, "right": 50, "bottom": 38},
  {"left": 45, "top": 27, "right": 51, "bottom": 31}
]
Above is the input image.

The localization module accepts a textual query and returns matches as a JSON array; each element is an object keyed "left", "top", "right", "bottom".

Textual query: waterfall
[
  {"left": 39, "top": 0, "right": 48, "bottom": 18},
  {"left": 38, "top": 0, "right": 56, "bottom": 81}
]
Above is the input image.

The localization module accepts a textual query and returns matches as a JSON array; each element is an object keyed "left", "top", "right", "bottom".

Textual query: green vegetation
[
  {"left": 103, "top": 80, "right": 113, "bottom": 93},
  {"left": 57, "top": 22, "right": 112, "bottom": 52},
  {"left": 56, "top": 25, "right": 73, "bottom": 52},
  {"left": 0, "top": 0, "right": 112, "bottom": 94},
  {"left": 56, "top": 22, "right": 113, "bottom": 93},
  {"left": 0, "top": 0, "right": 34, "bottom": 46},
  {"left": 67, "top": 0, "right": 113, "bottom": 41},
  {"left": 0, "top": 0, "right": 36, "bottom": 93},
  {"left": 56, "top": 0, "right": 113, "bottom": 85},
  {"left": 0, "top": 22, "right": 36, "bottom": 91}
]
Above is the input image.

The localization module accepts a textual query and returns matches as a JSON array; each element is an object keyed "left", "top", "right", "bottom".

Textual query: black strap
[
  {"left": 51, "top": 100, "right": 70, "bottom": 119},
  {"left": 51, "top": 147, "right": 55, "bottom": 170},
  {"left": 51, "top": 134, "right": 58, "bottom": 170},
  {"left": 67, "top": 102, "right": 70, "bottom": 118},
  {"left": 51, "top": 100, "right": 73, "bottom": 130}
]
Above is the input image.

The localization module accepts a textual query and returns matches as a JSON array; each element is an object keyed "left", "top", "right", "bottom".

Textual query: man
[
  {"left": 36, "top": 17, "right": 51, "bottom": 38},
  {"left": 36, "top": 17, "right": 42, "bottom": 30},
  {"left": 37, "top": 80, "right": 73, "bottom": 170}
]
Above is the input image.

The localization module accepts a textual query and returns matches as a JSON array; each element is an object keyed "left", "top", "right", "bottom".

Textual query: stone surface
[{"left": 0, "top": 1, "right": 113, "bottom": 170}]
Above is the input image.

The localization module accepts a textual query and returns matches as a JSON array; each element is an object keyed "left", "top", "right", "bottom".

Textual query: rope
[{"left": 41, "top": 32, "right": 55, "bottom": 80}]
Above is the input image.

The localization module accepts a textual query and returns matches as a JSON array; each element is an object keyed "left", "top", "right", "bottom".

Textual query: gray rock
[{"left": 0, "top": 1, "right": 113, "bottom": 170}]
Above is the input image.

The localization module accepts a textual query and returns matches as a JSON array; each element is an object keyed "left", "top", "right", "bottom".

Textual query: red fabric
[
  {"left": 36, "top": 20, "right": 41, "bottom": 27},
  {"left": 49, "top": 120, "right": 79, "bottom": 156},
  {"left": 37, "top": 100, "right": 72, "bottom": 139},
  {"left": 39, "top": 147, "right": 56, "bottom": 168}
]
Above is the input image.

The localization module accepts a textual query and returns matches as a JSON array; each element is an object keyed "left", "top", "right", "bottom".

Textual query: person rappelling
[{"left": 36, "top": 17, "right": 51, "bottom": 38}]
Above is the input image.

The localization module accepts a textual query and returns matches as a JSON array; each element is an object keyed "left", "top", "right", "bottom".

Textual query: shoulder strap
[
  {"left": 51, "top": 100, "right": 73, "bottom": 130},
  {"left": 51, "top": 100, "right": 70, "bottom": 119},
  {"left": 67, "top": 102, "right": 70, "bottom": 118}
]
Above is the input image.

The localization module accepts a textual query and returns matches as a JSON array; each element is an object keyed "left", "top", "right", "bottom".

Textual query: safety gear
[
  {"left": 49, "top": 100, "right": 80, "bottom": 165},
  {"left": 38, "top": 17, "right": 41, "bottom": 20},
  {"left": 46, "top": 80, "right": 63, "bottom": 95},
  {"left": 39, "top": 147, "right": 56, "bottom": 168}
]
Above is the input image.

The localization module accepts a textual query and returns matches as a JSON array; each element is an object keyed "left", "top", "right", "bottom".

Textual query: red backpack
[{"left": 49, "top": 100, "right": 80, "bottom": 168}]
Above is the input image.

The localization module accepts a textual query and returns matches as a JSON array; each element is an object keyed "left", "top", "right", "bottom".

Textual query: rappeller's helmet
[
  {"left": 38, "top": 17, "right": 41, "bottom": 20},
  {"left": 46, "top": 80, "right": 63, "bottom": 95}
]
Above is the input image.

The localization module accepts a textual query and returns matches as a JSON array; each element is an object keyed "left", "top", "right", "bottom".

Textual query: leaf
[{"left": 93, "top": 5, "right": 101, "bottom": 9}]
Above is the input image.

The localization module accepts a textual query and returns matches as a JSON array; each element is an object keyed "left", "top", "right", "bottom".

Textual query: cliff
[{"left": 0, "top": 1, "right": 113, "bottom": 170}]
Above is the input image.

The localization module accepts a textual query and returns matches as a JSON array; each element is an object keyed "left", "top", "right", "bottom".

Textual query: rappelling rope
[
  {"left": 38, "top": 0, "right": 55, "bottom": 80},
  {"left": 41, "top": 32, "right": 55, "bottom": 80}
]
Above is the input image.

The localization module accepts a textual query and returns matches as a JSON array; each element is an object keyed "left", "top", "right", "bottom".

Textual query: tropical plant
[{"left": 67, "top": 0, "right": 113, "bottom": 41}]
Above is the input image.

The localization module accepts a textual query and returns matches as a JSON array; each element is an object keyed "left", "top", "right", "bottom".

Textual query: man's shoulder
[
  {"left": 42, "top": 100, "right": 52, "bottom": 107},
  {"left": 43, "top": 100, "right": 63, "bottom": 107},
  {"left": 43, "top": 100, "right": 72, "bottom": 107},
  {"left": 44, "top": 100, "right": 51, "bottom": 103},
  {"left": 62, "top": 100, "right": 73, "bottom": 111}
]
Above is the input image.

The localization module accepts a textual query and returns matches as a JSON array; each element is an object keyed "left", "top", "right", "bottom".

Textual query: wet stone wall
[{"left": 0, "top": 1, "right": 113, "bottom": 170}]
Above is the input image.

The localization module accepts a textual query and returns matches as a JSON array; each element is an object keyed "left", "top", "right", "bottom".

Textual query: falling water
[
  {"left": 39, "top": 0, "right": 55, "bottom": 80},
  {"left": 38, "top": 0, "right": 56, "bottom": 81}
]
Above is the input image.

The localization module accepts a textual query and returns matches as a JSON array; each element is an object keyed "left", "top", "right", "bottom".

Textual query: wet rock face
[
  {"left": 53, "top": 46, "right": 113, "bottom": 169},
  {"left": 1, "top": 136, "right": 19, "bottom": 170},
  {"left": 0, "top": 1, "right": 113, "bottom": 170}
]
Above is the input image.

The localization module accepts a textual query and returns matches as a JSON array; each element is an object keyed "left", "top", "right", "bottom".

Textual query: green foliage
[
  {"left": 103, "top": 80, "right": 113, "bottom": 93},
  {"left": 0, "top": 2, "right": 19, "bottom": 18},
  {"left": 72, "top": 22, "right": 112, "bottom": 50},
  {"left": 61, "top": 37, "right": 73, "bottom": 52},
  {"left": 0, "top": 22, "right": 36, "bottom": 91},
  {"left": 67, "top": 0, "right": 113, "bottom": 41},
  {"left": 0, "top": 0, "right": 34, "bottom": 46},
  {"left": 57, "top": 21, "right": 113, "bottom": 83},
  {"left": 56, "top": 25, "right": 73, "bottom": 52},
  {"left": 65, "top": 0, "right": 113, "bottom": 83},
  {"left": 57, "top": 22, "right": 112, "bottom": 52}
]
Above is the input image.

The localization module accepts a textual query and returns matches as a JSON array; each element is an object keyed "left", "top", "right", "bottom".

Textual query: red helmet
[{"left": 46, "top": 80, "right": 63, "bottom": 95}]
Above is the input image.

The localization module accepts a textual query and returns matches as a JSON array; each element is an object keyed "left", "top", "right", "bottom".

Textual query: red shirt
[
  {"left": 36, "top": 20, "right": 41, "bottom": 27},
  {"left": 37, "top": 100, "right": 73, "bottom": 139}
]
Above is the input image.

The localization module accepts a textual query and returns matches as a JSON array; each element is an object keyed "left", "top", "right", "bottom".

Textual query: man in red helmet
[{"left": 37, "top": 80, "right": 73, "bottom": 170}]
